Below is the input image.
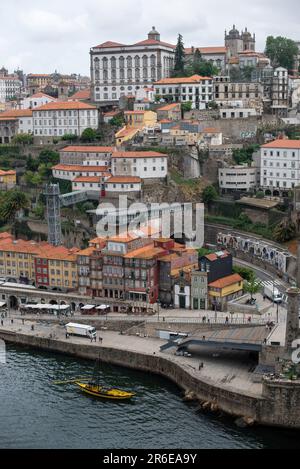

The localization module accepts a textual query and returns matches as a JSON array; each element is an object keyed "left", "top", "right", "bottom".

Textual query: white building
[
  {"left": 90, "top": 27, "right": 175, "bottom": 103},
  {"left": 185, "top": 46, "right": 229, "bottom": 72},
  {"left": 0, "top": 76, "right": 22, "bottom": 102},
  {"left": 105, "top": 176, "right": 142, "bottom": 193},
  {"left": 219, "top": 107, "right": 258, "bottom": 119},
  {"left": 59, "top": 145, "right": 115, "bottom": 165},
  {"left": 199, "top": 128, "right": 223, "bottom": 146},
  {"left": 0, "top": 109, "right": 33, "bottom": 134},
  {"left": 33, "top": 101, "right": 98, "bottom": 140},
  {"left": 219, "top": 164, "right": 258, "bottom": 193},
  {"left": 21, "top": 92, "right": 57, "bottom": 110},
  {"left": 52, "top": 164, "right": 111, "bottom": 181},
  {"left": 111, "top": 151, "right": 168, "bottom": 179},
  {"left": 72, "top": 175, "right": 110, "bottom": 192},
  {"left": 154, "top": 75, "right": 214, "bottom": 110},
  {"left": 260, "top": 139, "right": 300, "bottom": 194}
]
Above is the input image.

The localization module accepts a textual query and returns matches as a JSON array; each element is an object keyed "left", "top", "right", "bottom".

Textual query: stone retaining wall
[{"left": 1, "top": 329, "right": 300, "bottom": 429}]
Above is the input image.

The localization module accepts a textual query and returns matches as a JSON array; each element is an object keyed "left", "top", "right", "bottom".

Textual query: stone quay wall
[{"left": 1, "top": 329, "right": 300, "bottom": 429}]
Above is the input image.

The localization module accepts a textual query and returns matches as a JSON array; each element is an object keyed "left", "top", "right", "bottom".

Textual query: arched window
[
  {"left": 103, "top": 57, "right": 108, "bottom": 69},
  {"left": 94, "top": 57, "right": 100, "bottom": 69},
  {"left": 151, "top": 67, "right": 156, "bottom": 79},
  {"left": 127, "top": 56, "right": 132, "bottom": 67},
  {"left": 135, "top": 55, "right": 140, "bottom": 68},
  {"left": 143, "top": 68, "right": 147, "bottom": 79},
  {"left": 119, "top": 56, "right": 125, "bottom": 68},
  {"left": 143, "top": 55, "right": 148, "bottom": 67},
  {"left": 111, "top": 57, "right": 116, "bottom": 68},
  {"left": 150, "top": 54, "right": 156, "bottom": 67},
  {"left": 135, "top": 68, "right": 140, "bottom": 79}
]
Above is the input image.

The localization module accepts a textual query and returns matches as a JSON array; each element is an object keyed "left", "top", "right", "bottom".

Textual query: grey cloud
[{"left": 0, "top": 0, "right": 300, "bottom": 74}]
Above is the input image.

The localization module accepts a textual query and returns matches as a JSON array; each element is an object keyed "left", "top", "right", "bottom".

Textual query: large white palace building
[{"left": 90, "top": 27, "right": 175, "bottom": 103}]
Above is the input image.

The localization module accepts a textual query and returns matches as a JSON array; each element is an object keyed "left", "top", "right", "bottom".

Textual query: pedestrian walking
[
  {"left": 94, "top": 336, "right": 97, "bottom": 343},
  {"left": 22, "top": 319, "right": 25, "bottom": 325},
  {"left": 11, "top": 319, "right": 14, "bottom": 325},
  {"left": 1, "top": 320, "right": 3, "bottom": 326}
]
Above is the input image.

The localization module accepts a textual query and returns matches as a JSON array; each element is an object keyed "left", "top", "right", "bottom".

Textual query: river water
[{"left": 0, "top": 346, "right": 299, "bottom": 449}]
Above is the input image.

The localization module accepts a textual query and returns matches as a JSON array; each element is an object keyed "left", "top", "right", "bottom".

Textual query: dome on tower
[
  {"left": 148, "top": 26, "right": 161, "bottom": 41},
  {"left": 228, "top": 25, "right": 240, "bottom": 38}
]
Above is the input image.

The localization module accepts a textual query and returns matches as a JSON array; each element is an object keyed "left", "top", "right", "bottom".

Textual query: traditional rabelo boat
[{"left": 75, "top": 358, "right": 135, "bottom": 401}]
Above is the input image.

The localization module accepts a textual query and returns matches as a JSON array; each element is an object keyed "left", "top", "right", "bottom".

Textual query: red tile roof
[
  {"left": 0, "top": 109, "right": 33, "bottom": 117},
  {"left": 204, "top": 251, "right": 230, "bottom": 262},
  {"left": 73, "top": 176, "right": 102, "bottom": 183},
  {"left": 34, "top": 101, "right": 96, "bottom": 111},
  {"left": 262, "top": 139, "right": 300, "bottom": 149},
  {"left": 203, "top": 127, "right": 219, "bottom": 133},
  {"left": 185, "top": 46, "right": 227, "bottom": 55},
  {"left": 209, "top": 274, "right": 243, "bottom": 289},
  {"left": 29, "top": 92, "right": 57, "bottom": 100},
  {"left": 69, "top": 88, "right": 91, "bottom": 100},
  {"left": 107, "top": 176, "right": 141, "bottom": 184},
  {"left": 155, "top": 74, "right": 212, "bottom": 85},
  {"left": 0, "top": 169, "right": 16, "bottom": 176},
  {"left": 112, "top": 151, "right": 166, "bottom": 159},
  {"left": 133, "top": 39, "right": 175, "bottom": 49},
  {"left": 61, "top": 146, "right": 114, "bottom": 153},
  {"left": 53, "top": 164, "right": 108, "bottom": 172},
  {"left": 94, "top": 41, "right": 125, "bottom": 49},
  {"left": 157, "top": 103, "right": 181, "bottom": 111}
]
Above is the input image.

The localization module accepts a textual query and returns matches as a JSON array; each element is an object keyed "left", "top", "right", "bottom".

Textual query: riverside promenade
[{"left": 1, "top": 317, "right": 300, "bottom": 429}]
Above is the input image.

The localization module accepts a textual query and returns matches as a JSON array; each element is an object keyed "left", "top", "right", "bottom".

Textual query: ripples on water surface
[{"left": 0, "top": 346, "right": 299, "bottom": 449}]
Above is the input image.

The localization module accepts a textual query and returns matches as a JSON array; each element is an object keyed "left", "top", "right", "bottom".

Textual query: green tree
[
  {"left": 181, "top": 102, "right": 192, "bottom": 113},
  {"left": 62, "top": 134, "right": 78, "bottom": 142},
  {"left": 0, "top": 190, "right": 28, "bottom": 222},
  {"left": 233, "top": 266, "right": 255, "bottom": 282},
  {"left": 265, "top": 36, "right": 299, "bottom": 71},
  {"left": 109, "top": 115, "right": 124, "bottom": 127},
  {"left": 244, "top": 276, "right": 262, "bottom": 300},
  {"left": 192, "top": 48, "right": 202, "bottom": 73},
  {"left": 202, "top": 185, "right": 218, "bottom": 205},
  {"left": 173, "top": 34, "right": 185, "bottom": 77},
  {"left": 273, "top": 217, "right": 297, "bottom": 243},
  {"left": 26, "top": 155, "right": 39, "bottom": 172},
  {"left": 81, "top": 128, "right": 98, "bottom": 142},
  {"left": 12, "top": 133, "right": 34, "bottom": 145},
  {"left": 38, "top": 149, "right": 59, "bottom": 166}
]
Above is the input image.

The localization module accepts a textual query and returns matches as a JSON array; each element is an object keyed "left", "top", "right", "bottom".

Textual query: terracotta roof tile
[
  {"left": 34, "top": 101, "right": 97, "bottom": 111},
  {"left": 155, "top": 74, "right": 212, "bottom": 85},
  {"left": 112, "top": 151, "right": 166, "bottom": 159},
  {"left": 106, "top": 176, "right": 141, "bottom": 184},
  {"left": 53, "top": 164, "right": 108, "bottom": 172},
  {"left": 209, "top": 274, "right": 243, "bottom": 289},
  {"left": 262, "top": 139, "right": 300, "bottom": 149},
  {"left": 61, "top": 146, "right": 114, "bottom": 153}
]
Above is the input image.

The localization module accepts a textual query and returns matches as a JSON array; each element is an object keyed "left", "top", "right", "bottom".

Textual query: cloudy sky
[{"left": 1, "top": 0, "right": 300, "bottom": 75}]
